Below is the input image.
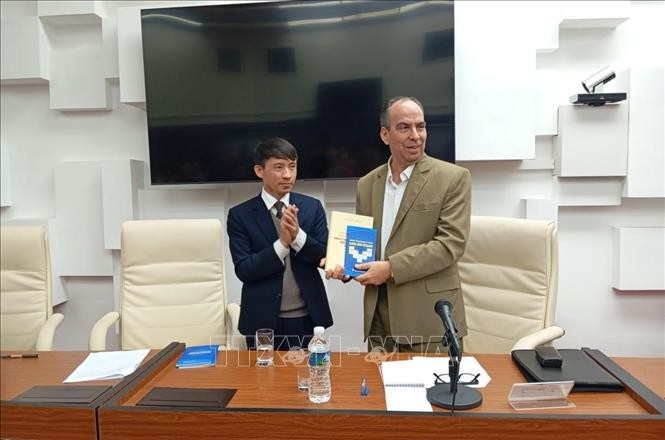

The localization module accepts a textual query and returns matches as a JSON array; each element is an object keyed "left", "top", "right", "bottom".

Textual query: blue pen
[{"left": 360, "top": 377, "right": 369, "bottom": 396}]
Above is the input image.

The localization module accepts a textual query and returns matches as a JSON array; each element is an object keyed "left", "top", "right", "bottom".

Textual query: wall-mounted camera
[
  {"left": 570, "top": 65, "right": 627, "bottom": 106},
  {"left": 582, "top": 66, "right": 616, "bottom": 93}
]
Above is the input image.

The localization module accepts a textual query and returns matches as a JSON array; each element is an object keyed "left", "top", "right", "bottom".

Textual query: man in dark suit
[{"left": 227, "top": 138, "right": 333, "bottom": 350}]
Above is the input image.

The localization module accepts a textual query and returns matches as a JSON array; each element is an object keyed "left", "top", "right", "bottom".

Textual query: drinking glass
[
  {"left": 289, "top": 347, "right": 309, "bottom": 391},
  {"left": 255, "top": 328, "right": 274, "bottom": 366}
]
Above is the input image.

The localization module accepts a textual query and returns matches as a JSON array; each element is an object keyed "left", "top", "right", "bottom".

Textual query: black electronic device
[
  {"left": 569, "top": 93, "right": 627, "bottom": 106},
  {"left": 511, "top": 349, "right": 623, "bottom": 392},
  {"left": 535, "top": 346, "right": 563, "bottom": 368},
  {"left": 141, "top": 1, "right": 455, "bottom": 184}
]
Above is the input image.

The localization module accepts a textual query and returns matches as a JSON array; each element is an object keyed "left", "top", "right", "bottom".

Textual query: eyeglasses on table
[{"left": 432, "top": 372, "right": 481, "bottom": 385}]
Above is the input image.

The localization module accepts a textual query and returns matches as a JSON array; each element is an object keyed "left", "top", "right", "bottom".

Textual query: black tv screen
[{"left": 141, "top": 1, "right": 454, "bottom": 184}]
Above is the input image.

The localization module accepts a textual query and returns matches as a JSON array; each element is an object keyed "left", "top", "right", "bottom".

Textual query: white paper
[
  {"left": 411, "top": 356, "right": 492, "bottom": 388},
  {"left": 380, "top": 360, "right": 432, "bottom": 412},
  {"left": 63, "top": 349, "right": 149, "bottom": 383}
]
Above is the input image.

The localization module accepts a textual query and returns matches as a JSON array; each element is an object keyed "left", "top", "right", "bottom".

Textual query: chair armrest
[
  {"left": 226, "top": 303, "right": 246, "bottom": 350},
  {"left": 35, "top": 313, "right": 65, "bottom": 351},
  {"left": 511, "top": 325, "right": 565, "bottom": 351},
  {"left": 89, "top": 312, "right": 120, "bottom": 351}
]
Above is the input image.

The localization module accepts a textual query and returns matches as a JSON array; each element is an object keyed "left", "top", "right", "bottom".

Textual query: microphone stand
[
  {"left": 445, "top": 331, "right": 460, "bottom": 412},
  {"left": 426, "top": 327, "right": 482, "bottom": 411}
]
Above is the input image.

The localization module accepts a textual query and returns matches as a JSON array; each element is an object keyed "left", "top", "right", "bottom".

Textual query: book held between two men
[
  {"left": 175, "top": 344, "right": 219, "bottom": 369},
  {"left": 324, "top": 211, "right": 377, "bottom": 277},
  {"left": 344, "top": 226, "right": 378, "bottom": 277}
]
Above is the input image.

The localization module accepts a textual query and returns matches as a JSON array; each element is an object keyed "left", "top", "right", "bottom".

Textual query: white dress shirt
[{"left": 381, "top": 160, "right": 414, "bottom": 260}]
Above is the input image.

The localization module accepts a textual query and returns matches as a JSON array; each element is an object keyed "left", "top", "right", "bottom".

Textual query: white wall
[{"left": 1, "top": 1, "right": 663, "bottom": 356}]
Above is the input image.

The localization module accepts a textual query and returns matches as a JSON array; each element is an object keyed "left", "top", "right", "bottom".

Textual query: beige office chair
[
  {"left": 226, "top": 302, "right": 246, "bottom": 350},
  {"left": 1, "top": 226, "right": 64, "bottom": 351},
  {"left": 459, "top": 216, "right": 564, "bottom": 354},
  {"left": 90, "top": 219, "right": 240, "bottom": 350}
]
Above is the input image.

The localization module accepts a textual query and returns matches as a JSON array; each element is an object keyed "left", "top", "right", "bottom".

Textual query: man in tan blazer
[{"left": 333, "top": 96, "right": 472, "bottom": 353}]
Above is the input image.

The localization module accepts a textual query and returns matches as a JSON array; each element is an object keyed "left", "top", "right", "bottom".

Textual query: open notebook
[
  {"left": 380, "top": 357, "right": 491, "bottom": 412},
  {"left": 380, "top": 359, "right": 432, "bottom": 412}
]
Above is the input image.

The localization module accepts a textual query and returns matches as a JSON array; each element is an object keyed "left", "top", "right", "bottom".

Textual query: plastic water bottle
[{"left": 308, "top": 326, "right": 331, "bottom": 403}]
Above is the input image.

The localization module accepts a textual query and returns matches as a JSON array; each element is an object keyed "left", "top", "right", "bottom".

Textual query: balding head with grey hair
[{"left": 379, "top": 96, "right": 424, "bottom": 128}]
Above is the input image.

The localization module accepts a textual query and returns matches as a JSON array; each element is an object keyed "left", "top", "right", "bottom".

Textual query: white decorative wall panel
[
  {"left": 37, "top": 0, "right": 103, "bottom": 25},
  {"left": 518, "top": 136, "right": 554, "bottom": 171},
  {"left": 101, "top": 160, "right": 144, "bottom": 250},
  {"left": 49, "top": 46, "right": 111, "bottom": 111},
  {"left": 54, "top": 161, "right": 113, "bottom": 276},
  {"left": 553, "top": 103, "right": 628, "bottom": 177},
  {"left": 535, "top": 69, "right": 560, "bottom": 136},
  {"left": 465, "top": 161, "right": 553, "bottom": 219},
  {"left": 623, "top": 67, "right": 665, "bottom": 198},
  {"left": 455, "top": 1, "right": 535, "bottom": 161},
  {"left": 102, "top": 15, "right": 119, "bottom": 79},
  {"left": 138, "top": 187, "right": 226, "bottom": 221},
  {"left": 0, "top": 1, "right": 37, "bottom": 17},
  {"left": 532, "top": 3, "right": 560, "bottom": 53},
  {"left": 613, "top": 227, "right": 665, "bottom": 291},
  {"left": 553, "top": 177, "right": 623, "bottom": 207},
  {"left": 559, "top": 1, "right": 629, "bottom": 29},
  {"left": 0, "top": 17, "right": 48, "bottom": 84},
  {"left": 116, "top": 6, "right": 145, "bottom": 106},
  {"left": 559, "top": 17, "right": 629, "bottom": 29}
]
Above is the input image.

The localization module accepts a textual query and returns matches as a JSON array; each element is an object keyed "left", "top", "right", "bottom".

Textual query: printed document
[{"left": 64, "top": 349, "right": 149, "bottom": 383}]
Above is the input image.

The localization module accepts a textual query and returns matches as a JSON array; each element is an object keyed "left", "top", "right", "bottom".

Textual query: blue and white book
[
  {"left": 344, "top": 225, "right": 377, "bottom": 277},
  {"left": 175, "top": 344, "right": 219, "bottom": 369}
]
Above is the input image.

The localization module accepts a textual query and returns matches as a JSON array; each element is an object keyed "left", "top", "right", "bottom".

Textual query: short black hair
[
  {"left": 253, "top": 137, "right": 298, "bottom": 166},
  {"left": 379, "top": 96, "right": 424, "bottom": 128}
]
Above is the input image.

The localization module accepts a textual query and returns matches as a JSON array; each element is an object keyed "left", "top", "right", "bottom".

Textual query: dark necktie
[{"left": 272, "top": 201, "right": 285, "bottom": 219}]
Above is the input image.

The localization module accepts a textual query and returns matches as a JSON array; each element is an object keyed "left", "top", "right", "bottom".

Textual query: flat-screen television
[{"left": 141, "top": 0, "right": 454, "bottom": 184}]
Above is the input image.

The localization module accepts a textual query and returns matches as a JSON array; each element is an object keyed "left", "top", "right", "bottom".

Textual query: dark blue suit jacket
[{"left": 227, "top": 192, "right": 333, "bottom": 336}]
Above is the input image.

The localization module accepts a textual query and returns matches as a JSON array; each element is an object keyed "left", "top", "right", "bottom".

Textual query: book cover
[
  {"left": 325, "top": 211, "right": 374, "bottom": 272},
  {"left": 175, "top": 345, "right": 219, "bottom": 369},
  {"left": 344, "top": 225, "right": 377, "bottom": 277}
]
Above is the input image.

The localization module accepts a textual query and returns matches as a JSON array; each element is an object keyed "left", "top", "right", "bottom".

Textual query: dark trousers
[{"left": 246, "top": 315, "right": 315, "bottom": 351}]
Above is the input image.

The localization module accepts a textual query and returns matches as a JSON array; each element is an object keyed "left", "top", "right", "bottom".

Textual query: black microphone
[{"left": 434, "top": 299, "right": 461, "bottom": 359}]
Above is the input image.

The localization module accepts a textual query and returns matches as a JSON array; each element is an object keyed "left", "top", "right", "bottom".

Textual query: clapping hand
[{"left": 279, "top": 205, "right": 299, "bottom": 245}]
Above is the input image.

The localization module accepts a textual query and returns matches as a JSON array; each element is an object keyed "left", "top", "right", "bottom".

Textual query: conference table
[
  {"left": 0, "top": 347, "right": 171, "bottom": 440},
  {"left": 2, "top": 344, "right": 663, "bottom": 439}
]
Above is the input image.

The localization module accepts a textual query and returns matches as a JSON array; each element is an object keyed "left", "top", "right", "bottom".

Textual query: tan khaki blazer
[{"left": 356, "top": 154, "right": 472, "bottom": 342}]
